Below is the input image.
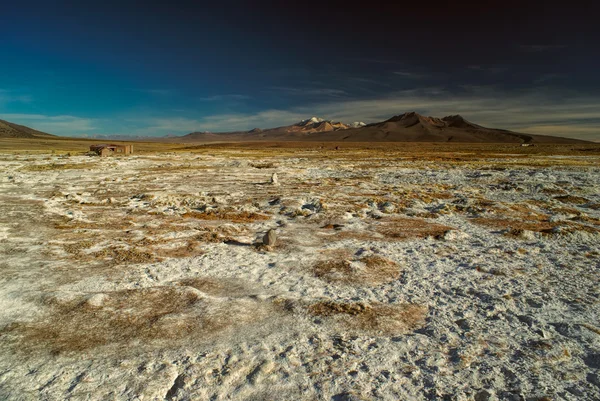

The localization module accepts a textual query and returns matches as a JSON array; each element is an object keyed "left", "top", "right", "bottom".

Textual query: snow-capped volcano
[
  {"left": 350, "top": 121, "right": 366, "bottom": 128},
  {"left": 296, "top": 117, "right": 325, "bottom": 126},
  {"left": 291, "top": 117, "right": 350, "bottom": 133}
]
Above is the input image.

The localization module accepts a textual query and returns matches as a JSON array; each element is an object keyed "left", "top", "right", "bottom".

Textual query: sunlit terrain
[{"left": 1, "top": 144, "right": 599, "bottom": 400}]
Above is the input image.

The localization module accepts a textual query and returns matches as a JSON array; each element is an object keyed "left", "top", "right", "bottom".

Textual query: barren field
[{"left": 1, "top": 145, "right": 599, "bottom": 400}]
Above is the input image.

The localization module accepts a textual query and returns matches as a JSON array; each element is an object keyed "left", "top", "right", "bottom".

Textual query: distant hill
[
  {"left": 0, "top": 119, "right": 56, "bottom": 139},
  {"left": 181, "top": 112, "right": 589, "bottom": 144}
]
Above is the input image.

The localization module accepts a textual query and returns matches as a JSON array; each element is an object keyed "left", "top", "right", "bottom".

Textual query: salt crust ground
[{"left": 0, "top": 149, "right": 599, "bottom": 401}]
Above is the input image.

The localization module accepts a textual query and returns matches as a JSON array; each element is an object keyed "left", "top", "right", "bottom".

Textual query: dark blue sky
[{"left": 1, "top": 1, "right": 599, "bottom": 139}]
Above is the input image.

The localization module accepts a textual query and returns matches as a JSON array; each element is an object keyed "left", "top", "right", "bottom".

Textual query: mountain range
[
  {"left": 0, "top": 119, "right": 56, "bottom": 139},
  {"left": 0, "top": 113, "right": 590, "bottom": 143},
  {"left": 180, "top": 112, "right": 587, "bottom": 144}
]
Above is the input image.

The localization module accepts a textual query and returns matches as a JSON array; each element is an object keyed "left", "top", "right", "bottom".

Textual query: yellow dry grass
[
  {"left": 4, "top": 285, "right": 270, "bottom": 354},
  {"left": 20, "top": 162, "right": 97, "bottom": 171},
  {"left": 91, "top": 246, "right": 157, "bottom": 264},
  {"left": 308, "top": 301, "right": 427, "bottom": 335},
  {"left": 374, "top": 217, "right": 453, "bottom": 240},
  {"left": 182, "top": 210, "right": 270, "bottom": 223},
  {"left": 313, "top": 255, "right": 401, "bottom": 285},
  {"left": 471, "top": 217, "right": 556, "bottom": 233}
]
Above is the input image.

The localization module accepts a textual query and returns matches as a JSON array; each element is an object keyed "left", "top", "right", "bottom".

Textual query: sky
[{"left": 1, "top": 1, "right": 599, "bottom": 140}]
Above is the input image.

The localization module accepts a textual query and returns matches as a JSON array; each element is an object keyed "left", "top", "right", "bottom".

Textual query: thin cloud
[
  {"left": 268, "top": 87, "right": 349, "bottom": 97},
  {"left": 0, "top": 89, "right": 33, "bottom": 105},
  {"left": 467, "top": 65, "right": 509, "bottom": 74},
  {"left": 198, "top": 94, "right": 251, "bottom": 101},
  {"left": 0, "top": 113, "right": 97, "bottom": 135},
  {"left": 134, "top": 89, "right": 174, "bottom": 96},
  {"left": 393, "top": 71, "right": 426, "bottom": 79},
  {"left": 33, "top": 87, "right": 600, "bottom": 141},
  {"left": 534, "top": 73, "right": 565, "bottom": 84},
  {"left": 181, "top": 88, "right": 600, "bottom": 141}
]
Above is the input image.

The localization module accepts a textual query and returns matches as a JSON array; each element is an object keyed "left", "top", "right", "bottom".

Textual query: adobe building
[{"left": 89, "top": 144, "right": 133, "bottom": 157}]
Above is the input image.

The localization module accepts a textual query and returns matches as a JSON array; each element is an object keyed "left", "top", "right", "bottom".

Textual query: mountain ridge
[
  {"left": 0, "top": 119, "right": 56, "bottom": 139},
  {"left": 181, "top": 112, "right": 589, "bottom": 144}
]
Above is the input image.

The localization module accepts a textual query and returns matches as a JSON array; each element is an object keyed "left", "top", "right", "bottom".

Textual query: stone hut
[{"left": 90, "top": 144, "right": 133, "bottom": 157}]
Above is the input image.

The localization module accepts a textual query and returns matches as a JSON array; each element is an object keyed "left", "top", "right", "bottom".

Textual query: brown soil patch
[
  {"left": 3, "top": 286, "right": 269, "bottom": 354},
  {"left": 20, "top": 162, "right": 96, "bottom": 171},
  {"left": 472, "top": 217, "right": 600, "bottom": 235},
  {"left": 91, "top": 246, "right": 157, "bottom": 264},
  {"left": 194, "top": 226, "right": 246, "bottom": 244},
  {"left": 313, "top": 255, "right": 401, "bottom": 285},
  {"left": 471, "top": 217, "right": 556, "bottom": 233},
  {"left": 182, "top": 210, "right": 270, "bottom": 223},
  {"left": 555, "top": 195, "right": 590, "bottom": 205},
  {"left": 374, "top": 217, "right": 453, "bottom": 240},
  {"left": 308, "top": 301, "right": 427, "bottom": 335}
]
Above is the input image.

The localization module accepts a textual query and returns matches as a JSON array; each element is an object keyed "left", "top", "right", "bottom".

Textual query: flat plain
[{"left": 1, "top": 140, "right": 599, "bottom": 400}]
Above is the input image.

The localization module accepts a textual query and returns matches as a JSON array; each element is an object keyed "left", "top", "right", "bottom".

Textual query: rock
[
  {"left": 517, "top": 314, "right": 535, "bottom": 327},
  {"left": 504, "top": 228, "right": 536, "bottom": 240},
  {"left": 85, "top": 293, "right": 109, "bottom": 308},
  {"left": 439, "top": 230, "right": 470, "bottom": 241},
  {"left": 587, "top": 373, "right": 600, "bottom": 388},
  {"left": 380, "top": 202, "right": 395, "bottom": 213},
  {"left": 263, "top": 229, "right": 277, "bottom": 246},
  {"left": 474, "top": 389, "right": 492, "bottom": 401},
  {"left": 271, "top": 173, "right": 279, "bottom": 185},
  {"left": 455, "top": 318, "right": 470, "bottom": 330}
]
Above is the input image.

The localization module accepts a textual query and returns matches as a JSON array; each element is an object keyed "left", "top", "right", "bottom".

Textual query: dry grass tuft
[
  {"left": 471, "top": 217, "right": 556, "bottom": 233},
  {"left": 374, "top": 217, "right": 453, "bottom": 240},
  {"left": 313, "top": 254, "right": 401, "bottom": 285},
  {"left": 554, "top": 195, "right": 590, "bottom": 205},
  {"left": 62, "top": 240, "right": 95, "bottom": 255},
  {"left": 21, "top": 162, "right": 96, "bottom": 171},
  {"left": 91, "top": 246, "right": 157, "bottom": 264},
  {"left": 194, "top": 226, "right": 244, "bottom": 244},
  {"left": 308, "top": 301, "right": 427, "bottom": 334},
  {"left": 4, "top": 285, "right": 269, "bottom": 354},
  {"left": 473, "top": 217, "right": 600, "bottom": 236},
  {"left": 182, "top": 210, "right": 270, "bottom": 223},
  {"left": 54, "top": 217, "right": 134, "bottom": 231},
  {"left": 249, "top": 162, "right": 275, "bottom": 169}
]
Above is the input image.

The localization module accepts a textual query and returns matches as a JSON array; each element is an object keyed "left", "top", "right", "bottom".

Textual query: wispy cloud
[
  {"left": 172, "top": 87, "right": 600, "bottom": 140},
  {"left": 0, "top": 89, "right": 33, "bottom": 105},
  {"left": 534, "top": 73, "right": 566, "bottom": 84},
  {"left": 393, "top": 71, "right": 426, "bottom": 79},
  {"left": 198, "top": 94, "right": 251, "bottom": 102},
  {"left": 18, "top": 87, "right": 598, "bottom": 141},
  {"left": 467, "top": 65, "right": 509, "bottom": 74},
  {"left": 0, "top": 113, "right": 97, "bottom": 135},
  {"left": 268, "top": 87, "right": 349, "bottom": 97},
  {"left": 519, "top": 44, "right": 566, "bottom": 52},
  {"left": 134, "top": 88, "right": 174, "bottom": 96}
]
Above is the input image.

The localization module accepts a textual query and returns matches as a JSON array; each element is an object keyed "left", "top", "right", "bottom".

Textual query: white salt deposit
[{"left": 0, "top": 150, "right": 598, "bottom": 400}]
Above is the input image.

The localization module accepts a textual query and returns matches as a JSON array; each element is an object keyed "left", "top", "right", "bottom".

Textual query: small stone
[
  {"left": 85, "top": 293, "right": 109, "bottom": 308},
  {"left": 455, "top": 318, "right": 470, "bottom": 330},
  {"left": 271, "top": 173, "right": 279, "bottom": 185},
  {"left": 474, "top": 389, "right": 491, "bottom": 401},
  {"left": 381, "top": 202, "right": 395, "bottom": 213},
  {"left": 440, "top": 230, "right": 470, "bottom": 241},
  {"left": 263, "top": 229, "right": 276, "bottom": 246}
]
